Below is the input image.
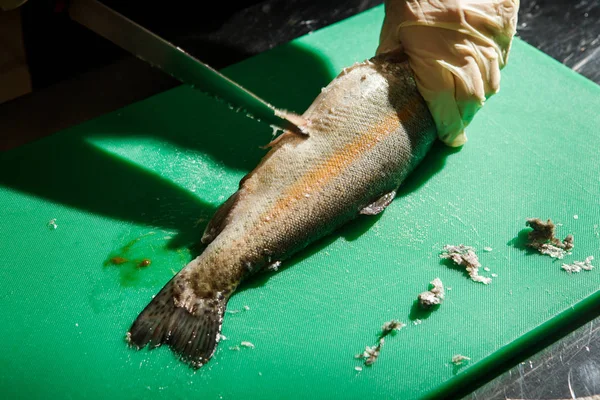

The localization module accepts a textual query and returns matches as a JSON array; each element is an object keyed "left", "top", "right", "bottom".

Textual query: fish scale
[{"left": 127, "top": 51, "right": 437, "bottom": 368}]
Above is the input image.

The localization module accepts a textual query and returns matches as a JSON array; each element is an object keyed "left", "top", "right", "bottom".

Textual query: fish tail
[{"left": 126, "top": 276, "right": 227, "bottom": 368}]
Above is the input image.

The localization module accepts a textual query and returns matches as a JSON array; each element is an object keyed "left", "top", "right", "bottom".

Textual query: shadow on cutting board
[
  {"left": 0, "top": 40, "right": 461, "bottom": 290},
  {"left": 0, "top": 42, "right": 333, "bottom": 248}
]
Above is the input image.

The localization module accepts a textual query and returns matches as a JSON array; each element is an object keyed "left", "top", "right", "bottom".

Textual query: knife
[{"left": 68, "top": 0, "right": 306, "bottom": 133}]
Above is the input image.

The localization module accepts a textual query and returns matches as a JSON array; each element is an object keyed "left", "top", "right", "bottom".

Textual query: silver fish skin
[{"left": 127, "top": 51, "right": 437, "bottom": 367}]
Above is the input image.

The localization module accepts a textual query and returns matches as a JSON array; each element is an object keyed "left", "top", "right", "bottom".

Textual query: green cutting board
[{"left": 1, "top": 5, "right": 599, "bottom": 399}]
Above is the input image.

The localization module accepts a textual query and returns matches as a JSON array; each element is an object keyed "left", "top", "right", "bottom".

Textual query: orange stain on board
[{"left": 109, "top": 256, "right": 128, "bottom": 265}]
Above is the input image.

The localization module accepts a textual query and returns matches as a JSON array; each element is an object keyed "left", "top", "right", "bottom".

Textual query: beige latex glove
[{"left": 377, "top": 0, "right": 519, "bottom": 146}]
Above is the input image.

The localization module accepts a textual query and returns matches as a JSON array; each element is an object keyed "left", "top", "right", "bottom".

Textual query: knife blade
[{"left": 68, "top": 0, "right": 306, "bottom": 133}]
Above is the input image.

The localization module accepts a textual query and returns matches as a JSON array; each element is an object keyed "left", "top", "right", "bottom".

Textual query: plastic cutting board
[{"left": 1, "top": 5, "right": 600, "bottom": 400}]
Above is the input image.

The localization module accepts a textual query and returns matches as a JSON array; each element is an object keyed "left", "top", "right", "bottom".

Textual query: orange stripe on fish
[{"left": 268, "top": 94, "right": 423, "bottom": 218}]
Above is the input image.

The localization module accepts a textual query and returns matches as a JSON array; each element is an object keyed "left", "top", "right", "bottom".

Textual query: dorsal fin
[{"left": 201, "top": 192, "right": 240, "bottom": 245}]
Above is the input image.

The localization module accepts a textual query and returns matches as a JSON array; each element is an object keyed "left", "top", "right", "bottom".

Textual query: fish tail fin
[{"left": 126, "top": 277, "right": 227, "bottom": 368}]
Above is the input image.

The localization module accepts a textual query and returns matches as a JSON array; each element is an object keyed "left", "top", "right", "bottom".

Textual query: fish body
[{"left": 127, "top": 51, "right": 437, "bottom": 367}]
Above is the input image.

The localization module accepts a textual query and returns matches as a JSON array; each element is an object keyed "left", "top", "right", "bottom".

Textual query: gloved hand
[{"left": 377, "top": 0, "right": 519, "bottom": 147}]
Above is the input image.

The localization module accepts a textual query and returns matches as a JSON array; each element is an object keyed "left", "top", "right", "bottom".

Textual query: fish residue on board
[
  {"left": 562, "top": 256, "right": 595, "bottom": 273},
  {"left": 381, "top": 320, "right": 406, "bottom": 336},
  {"left": 355, "top": 319, "right": 406, "bottom": 367},
  {"left": 441, "top": 245, "right": 492, "bottom": 284},
  {"left": 357, "top": 340, "right": 384, "bottom": 366},
  {"left": 451, "top": 354, "right": 471, "bottom": 365},
  {"left": 524, "top": 218, "right": 574, "bottom": 259},
  {"left": 418, "top": 278, "right": 445, "bottom": 309}
]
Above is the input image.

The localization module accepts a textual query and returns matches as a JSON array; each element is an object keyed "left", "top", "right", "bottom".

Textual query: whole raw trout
[{"left": 127, "top": 51, "right": 437, "bottom": 367}]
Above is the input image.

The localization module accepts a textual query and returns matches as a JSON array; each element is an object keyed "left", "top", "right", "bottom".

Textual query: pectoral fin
[{"left": 360, "top": 190, "right": 396, "bottom": 215}]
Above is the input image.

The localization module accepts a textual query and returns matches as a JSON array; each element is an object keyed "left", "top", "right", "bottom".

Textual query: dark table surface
[{"left": 2, "top": 1, "right": 600, "bottom": 398}]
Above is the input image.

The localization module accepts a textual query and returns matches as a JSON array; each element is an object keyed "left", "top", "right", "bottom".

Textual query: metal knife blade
[{"left": 68, "top": 0, "right": 305, "bottom": 133}]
